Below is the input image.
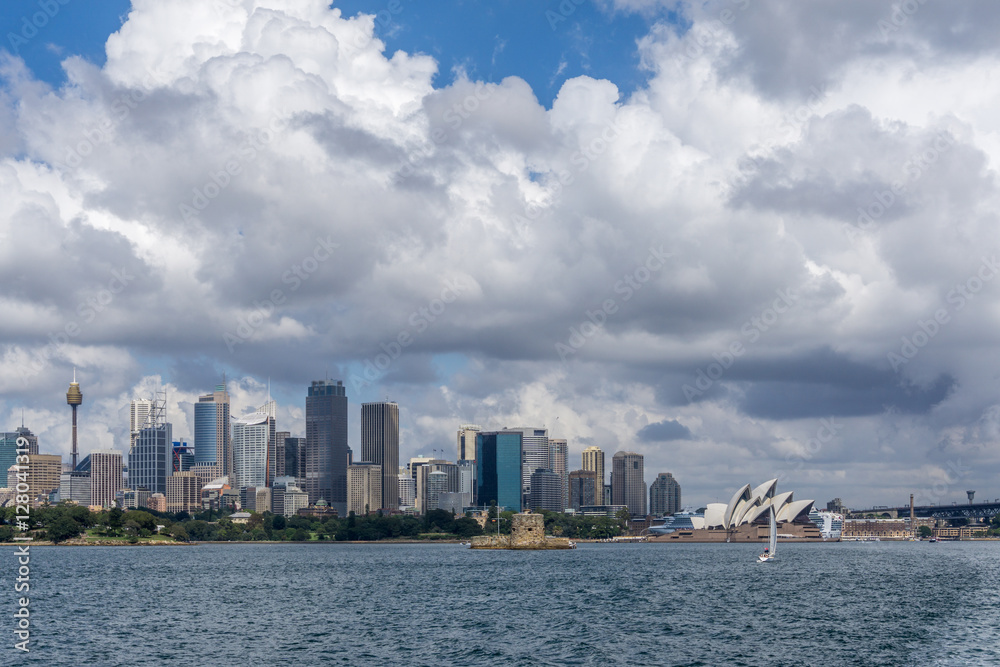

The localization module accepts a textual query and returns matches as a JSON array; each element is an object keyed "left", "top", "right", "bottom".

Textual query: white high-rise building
[
  {"left": 130, "top": 399, "right": 154, "bottom": 452},
  {"left": 398, "top": 472, "right": 416, "bottom": 509},
  {"left": 348, "top": 463, "right": 382, "bottom": 516},
  {"left": 457, "top": 424, "right": 481, "bottom": 462},
  {"left": 90, "top": 449, "right": 123, "bottom": 507},
  {"left": 582, "top": 446, "right": 605, "bottom": 491},
  {"left": 232, "top": 412, "right": 272, "bottom": 490}
]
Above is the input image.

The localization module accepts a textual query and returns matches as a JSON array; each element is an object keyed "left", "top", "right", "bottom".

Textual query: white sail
[{"left": 768, "top": 504, "right": 777, "bottom": 556}]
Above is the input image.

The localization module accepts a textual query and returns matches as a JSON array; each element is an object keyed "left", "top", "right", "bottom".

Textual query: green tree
[
  {"left": 170, "top": 524, "right": 190, "bottom": 542},
  {"left": 47, "top": 516, "right": 82, "bottom": 544},
  {"left": 107, "top": 507, "right": 124, "bottom": 535},
  {"left": 271, "top": 514, "right": 287, "bottom": 531},
  {"left": 0, "top": 526, "right": 14, "bottom": 542},
  {"left": 918, "top": 525, "right": 933, "bottom": 538},
  {"left": 454, "top": 517, "right": 483, "bottom": 538},
  {"left": 615, "top": 508, "right": 631, "bottom": 534}
]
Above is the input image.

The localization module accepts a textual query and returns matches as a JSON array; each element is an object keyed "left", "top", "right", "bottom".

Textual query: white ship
[{"left": 809, "top": 509, "right": 844, "bottom": 539}]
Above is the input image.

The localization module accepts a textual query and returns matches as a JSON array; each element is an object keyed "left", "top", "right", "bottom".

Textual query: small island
[{"left": 471, "top": 511, "right": 575, "bottom": 550}]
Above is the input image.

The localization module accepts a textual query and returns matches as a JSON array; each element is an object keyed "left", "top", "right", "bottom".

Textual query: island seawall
[{"left": 471, "top": 512, "right": 574, "bottom": 550}]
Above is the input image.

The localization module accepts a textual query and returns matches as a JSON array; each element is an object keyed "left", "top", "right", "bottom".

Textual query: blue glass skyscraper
[
  {"left": 475, "top": 431, "right": 523, "bottom": 511},
  {"left": 194, "top": 384, "right": 231, "bottom": 478}
]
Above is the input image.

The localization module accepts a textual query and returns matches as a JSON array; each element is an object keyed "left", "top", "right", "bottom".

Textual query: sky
[{"left": 3, "top": 0, "right": 1000, "bottom": 510}]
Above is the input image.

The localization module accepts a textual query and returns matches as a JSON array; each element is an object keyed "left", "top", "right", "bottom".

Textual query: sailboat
[{"left": 757, "top": 505, "right": 777, "bottom": 563}]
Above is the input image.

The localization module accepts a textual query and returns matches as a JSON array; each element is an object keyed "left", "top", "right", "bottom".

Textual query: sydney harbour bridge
[{"left": 855, "top": 492, "right": 1000, "bottom": 520}]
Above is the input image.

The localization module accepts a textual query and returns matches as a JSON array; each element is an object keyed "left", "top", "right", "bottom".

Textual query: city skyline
[{"left": 5, "top": 1, "right": 1000, "bottom": 511}]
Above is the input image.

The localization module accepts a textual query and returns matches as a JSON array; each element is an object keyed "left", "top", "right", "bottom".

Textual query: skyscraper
[
  {"left": 2, "top": 422, "right": 39, "bottom": 474},
  {"left": 347, "top": 463, "right": 382, "bottom": 515},
  {"left": 415, "top": 460, "right": 457, "bottom": 514},
  {"left": 612, "top": 451, "right": 646, "bottom": 517},
  {"left": 457, "top": 424, "right": 481, "bottom": 462},
  {"left": 66, "top": 369, "right": 83, "bottom": 470},
  {"left": 194, "top": 384, "right": 231, "bottom": 480},
  {"left": 130, "top": 398, "right": 154, "bottom": 451},
  {"left": 274, "top": 431, "right": 291, "bottom": 478},
  {"left": 232, "top": 411, "right": 272, "bottom": 489},
  {"left": 475, "top": 431, "right": 522, "bottom": 511},
  {"left": 549, "top": 438, "right": 568, "bottom": 509},
  {"left": 398, "top": 473, "right": 416, "bottom": 509},
  {"left": 172, "top": 441, "right": 194, "bottom": 473},
  {"left": 426, "top": 470, "right": 448, "bottom": 512},
  {"left": 361, "top": 401, "right": 399, "bottom": 512},
  {"left": 528, "top": 468, "right": 564, "bottom": 512},
  {"left": 129, "top": 422, "right": 172, "bottom": 496},
  {"left": 569, "top": 469, "right": 598, "bottom": 510},
  {"left": 166, "top": 471, "right": 201, "bottom": 513},
  {"left": 650, "top": 472, "right": 682, "bottom": 516},
  {"left": 504, "top": 427, "right": 548, "bottom": 508},
  {"left": 90, "top": 449, "right": 123, "bottom": 507},
  {"left": 20, "top": 454, "right": 61, "bottom": 504},
  {"left": 582, "top": 446, "right": 605, "bottom": 492},
  {"left": 305, "top": 380, "right": 348, "bottom": 515}
]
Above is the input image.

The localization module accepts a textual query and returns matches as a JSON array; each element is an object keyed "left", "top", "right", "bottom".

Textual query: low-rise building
[
  {"left": 842, "top": 518, "right": 910, "bottom": 540},
  {"left": 148, "top": 493, "right": 167, "bottom": 513},
  {"left": 166, "top": 471, "right": 201, "bottom": 513}
]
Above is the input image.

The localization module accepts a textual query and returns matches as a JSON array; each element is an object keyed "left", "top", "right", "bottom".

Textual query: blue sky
[{"left": 2, "top": 0, "right": 677, "bottom": 105}]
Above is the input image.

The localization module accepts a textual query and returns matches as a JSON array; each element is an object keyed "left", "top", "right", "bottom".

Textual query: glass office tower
[{"left": 475, "top": 431, "right": 523, "bottom": 511}]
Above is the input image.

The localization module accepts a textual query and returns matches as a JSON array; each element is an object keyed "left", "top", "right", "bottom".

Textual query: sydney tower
[{"left": 66, "top": 369, "right": 83, "bottom": 470}]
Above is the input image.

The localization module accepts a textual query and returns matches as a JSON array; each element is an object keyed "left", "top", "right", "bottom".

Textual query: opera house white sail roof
[{"left": 704, "top": 479, "right": 814, "bottom": 530}]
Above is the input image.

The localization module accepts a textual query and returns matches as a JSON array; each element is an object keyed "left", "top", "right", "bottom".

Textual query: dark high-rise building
[
  {"left": 612, "top": 451, "right": 646, "bottom": 517},
  {"left": 475, "top": 431, "right": 522, "bottom": 511},
  {"left": 649, "top": 472, "right": 681, "bottom": 516},
  {"left": 274, "top": 431, "right": 291, "bottom": 478},
  {"left": 129, "top": 423, "right": 172, "bottom": 495},
  {"left": 306, "top": 380, "right": 348, "bottom": 515},
  {"left": 569, "top": 469, "right": 598, "bottom": 510},
  {"left": 361, "top": 401, "right": 399, "bottom": 511},
  {"left": 528, "top": 468, "right": 564, "bottom": 512},
  {"left": 194, "top": 384, "right": 231, "bottom": 480},
  {"left": 275, "top": 430, "right": 306, "bottom": 486}
]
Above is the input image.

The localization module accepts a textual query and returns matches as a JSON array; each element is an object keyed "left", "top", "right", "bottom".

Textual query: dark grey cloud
[{"left": 638, "top": 418, "right": 692, "bottom": 441}]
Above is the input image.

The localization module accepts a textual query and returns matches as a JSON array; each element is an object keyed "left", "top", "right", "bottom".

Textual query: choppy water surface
[{"left": 3, "top": 541, "right": 999, "bottom": 666}]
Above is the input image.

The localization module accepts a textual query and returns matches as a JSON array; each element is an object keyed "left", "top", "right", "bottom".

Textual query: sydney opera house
[{"left": 649, "top": 479, "right": 820, "bottom": 541}]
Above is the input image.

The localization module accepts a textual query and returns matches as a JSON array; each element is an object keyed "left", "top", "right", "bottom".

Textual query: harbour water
[{"left": 5, "top": 541, "right": 1000, "bottom": 666}]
